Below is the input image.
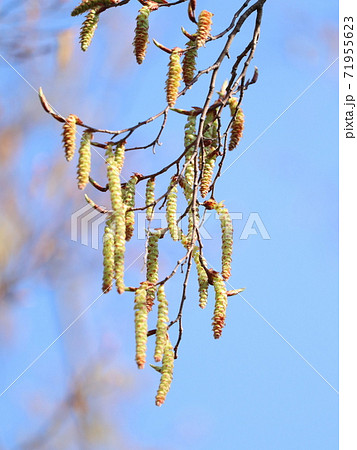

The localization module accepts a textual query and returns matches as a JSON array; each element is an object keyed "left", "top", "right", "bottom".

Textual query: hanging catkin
[
  {"left": 145, "top": 177, "right": 156, "bottom": 220},
  {"left": 166, "top": 178, "right": 179, "bottom": 241},
  {"left": 72, "top": 0, "right": 114, "bottom": 17},
  {"left": 228, "top": 97, "right": 244, "bottom": 151},
  {"left": 155, "top": 338, "right": 174, "bottom": 406},
  {"left": 183, "top": 115, "right": 196, "bottom": 201},
  {"left": 192, "top": 248, "right": 209, "bottom": 309},
  {"left": 102, "top": 216, "right": 115, "bottom": 293},
  {"left": 77, "top": 130, "right": 92, "bottom": 190},
  {"left": 62, "top": 114, "right": 77, "bottom": 162},
  {"left": 106, "top": 144, "right": 122, "bottom": 211},
  {"left": 80, "top": 9, "right": 99, "bottom": 51},
  {"left": 133, "top": 5, "right": 153, "bottom": 64},
  {"left": 182, "top": 38, "right": 197, "bottom": 85},
  {"left": 186, "top": 207, "right": 200, "bottom": 246},
  {"left": 146, "top": 231, "right": 160, "bottom": 312},
  {"left": 203, "top": 110, "right": 218, "bottom": 146},
  {"left": 154, "top": 285, "right": 169, "bottom": 362},
  {"left": 165, "top": 48, "right": 182, "bottom": 107},
  {"left": 123, "top": 174, "right": 138, "bottom": 241},
  {"left": 211, "top": 270, "right": 228, "bottom": 339},
  {"left": 106, "top": 145, "right": 126, "bottom": 294},
  {"left": 214, "top": 201, "right": 233, "bottom": 281},
  {"left": 114, "top": 141, "right": 125, "bottom": 173},
  {"left": 134, "top": 282, "right": 149, "bottom": 369},
  {"left": 200, "top": 110, "right": 218, "bottom": 197},
  {"left": 196, "top": 10, "right": 213, "bottom": 48},
  {"left": 200, "top": 149, "right": 218, "bottom": 198},
  {"left": 113, "top": 209, "right": 126, "bottom": 294}
]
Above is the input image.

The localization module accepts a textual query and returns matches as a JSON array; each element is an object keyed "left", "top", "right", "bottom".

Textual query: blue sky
[{"left": 0, "top": 1, "right": 338, "bottom": 448}]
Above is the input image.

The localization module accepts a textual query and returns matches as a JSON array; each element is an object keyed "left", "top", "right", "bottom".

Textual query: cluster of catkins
[
  {"left": 54, "top": 1, "right": 249, "bottom": 407},
  {"left": 59, "top": 88, "right": 245, "bottom": 404},
  {"left": 72, "top": 0, "right": 214, "bottom": 107}
]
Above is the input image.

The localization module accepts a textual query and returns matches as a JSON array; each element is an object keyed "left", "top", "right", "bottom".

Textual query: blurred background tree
[
  {"left": 0, "top": 1, "right": 338, "bottom": 449},
  {"left": 1, "top": 1, "right": 140, "bottom": 448}
]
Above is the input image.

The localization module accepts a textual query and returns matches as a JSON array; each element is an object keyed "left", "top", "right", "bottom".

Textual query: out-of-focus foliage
[{"left": 0, "top": 1, "right": 138, "bottom": 448}]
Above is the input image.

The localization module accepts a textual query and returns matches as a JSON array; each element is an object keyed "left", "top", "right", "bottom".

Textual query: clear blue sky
[{"left": 0, "top": 1, "right": 338, "bottom": 448}]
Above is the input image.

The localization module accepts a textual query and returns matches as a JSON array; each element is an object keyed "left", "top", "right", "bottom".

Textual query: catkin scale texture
[
  {"left": 193, "top": 249, "right": 209, "bottom": 309},
  {"left": 113, "top": 209, "right": 126, "bottom": 295},
  {"left": 134, "top": 284, "right": 149, "bottom": 369},
  {"left": 146, "top": 232, "right": 160, "bottom": 312},
  {"left": 182, "top": 39, "right": 197, "bottom": 85},
  {"left": 72, "top": 0, "right": 115, "bottom": 17},
  {"left": 114, "top": 141, "right": 125, "bottom": 172},
  {"left": 200, "top": 149, "right": 217, "bottom": 198},
  {"left": 77, "top": 131, "right": 92, "bottom": 190},
  {"left": 62, "top": 114, "right": 77, "bottom": 162},
  {"left": 215, "top": 201, "right": 233, "bottom": 281},
  {"left": 80, "top": 9, "right": 99, "bottom": 51},
  {"left": 133, "top": 6, "right": 151, "bottom": 64},
  {"left": 183, "top": 115, "right": 196, "bottom": 200},
  {"left": 102, "top": 217, "right": 115, "bottom": 293},
  {"left": 145, "top": 177, "right": 155, "bottom": 220},
  {"left": 165, "top": 49, "right": 182, "bottom": 107},
  {"left": 123, "top": 175, "right": 138, "bottom": 242},
  {"left": 106, "top": 145, "right": 126, "bottom": 294},
  {"left": 154, "top": 285, "right": 169, "bottom": 362},
  {"left": 228, "top": 98, "right": 245, "bottom": 151},
  {"left": 106, "top": 145, "right": 123, "bottom": 211},
  {"left": 200, "top": 112, "right": 218, "bottom": 197},
  {"left": 211, "top": 271, "right": 228, "bottom": 339},
  {"left": 155, "top": 339, "right": 174, "bottom": 406},
  {"left": 196, "top": 10, "right": 213, "bottom": 48},
  {"left": 166, "top": 180, "right": 179, "bottom": 241}
]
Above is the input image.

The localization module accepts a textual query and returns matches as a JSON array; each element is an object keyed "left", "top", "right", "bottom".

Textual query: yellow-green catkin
[
  {"left": 214, "top": 201, "right": 233, "bottom": 281},
  {"left": 123, "top": 174, "right": 138, "bottom": 242},
  {"left": 114, "top": 141, "right": 125, "bottom": 172},
  {"left": 200, "top": 149, "right": 218, "bottom": 198},
  {"left": 145, "top": 177, "right": 155, "bottom": 220},
  {"left": 113, "top": 209, "right": 126, "bottom": 294},
  {"left": 72, "top": 0, "right": 114, "bottom": 17},
  {"left": 181, "top": 232, "right": 190, "bottom": 249},
  {"left": 200, "top": 111, "right": 218, "bottom": 197},
  {"left": 106, "top": 145, "right": 126, "bottom": 294},
  {"left": 201, "top": 110, "right": 217, "bottom": 166},
  {"left": 196, "top": 10, "right": 213, "bottom": 48},
  {"left": 183, "top": 115, "right": 196, "bottom": 201},
  {"left": 102, "top": 216, "right": 115, "bottom": 293},
  {"left": 77, "top": 130, "right": 92, "bottom": 190},
  {"left": 106, "top": 144, "right": 122, "bottom": 211},
  {"left": 211, "top": 271, "right": 228, "bottom": 339},
  {"left": 133, "top": 5, "right": 153, "bottom": 64},
  {"left": 154, "top": 285, "right": 169, "bottom": 362},
  {"left": 166, "top": 178, "right": 179, "bottom": 241},
  {"left": 155, "top": 338, "right": 174, "bottom": 406},
  {"left": 228, "top": 97, "right": 244, "bottom": 151},
  {"left": 134, "top": 283, "right": 149, "bottom": 369},
  {"left": 186, "top": 207, "right": 200, "bottom": 246},
  {"left": 80, "top": 9, "right": 99, "bottom": 51},
  {"left": 182, "top": 39, "right": 197, "bottom": 85},
  {"left": 192, "top": 248, "right": 209, "bottom": 309},
  {"left": 203, "top": 111, "right": 218, "bottom": 146},
  {"left": 166, "top": 48, "right": 182, "bottom": 107},
  {"left": 62, "top": 114, "right": 77, "bottom": 162},
  {"left": 146, "top": 231, "right": 160, "bottom": 312}
]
